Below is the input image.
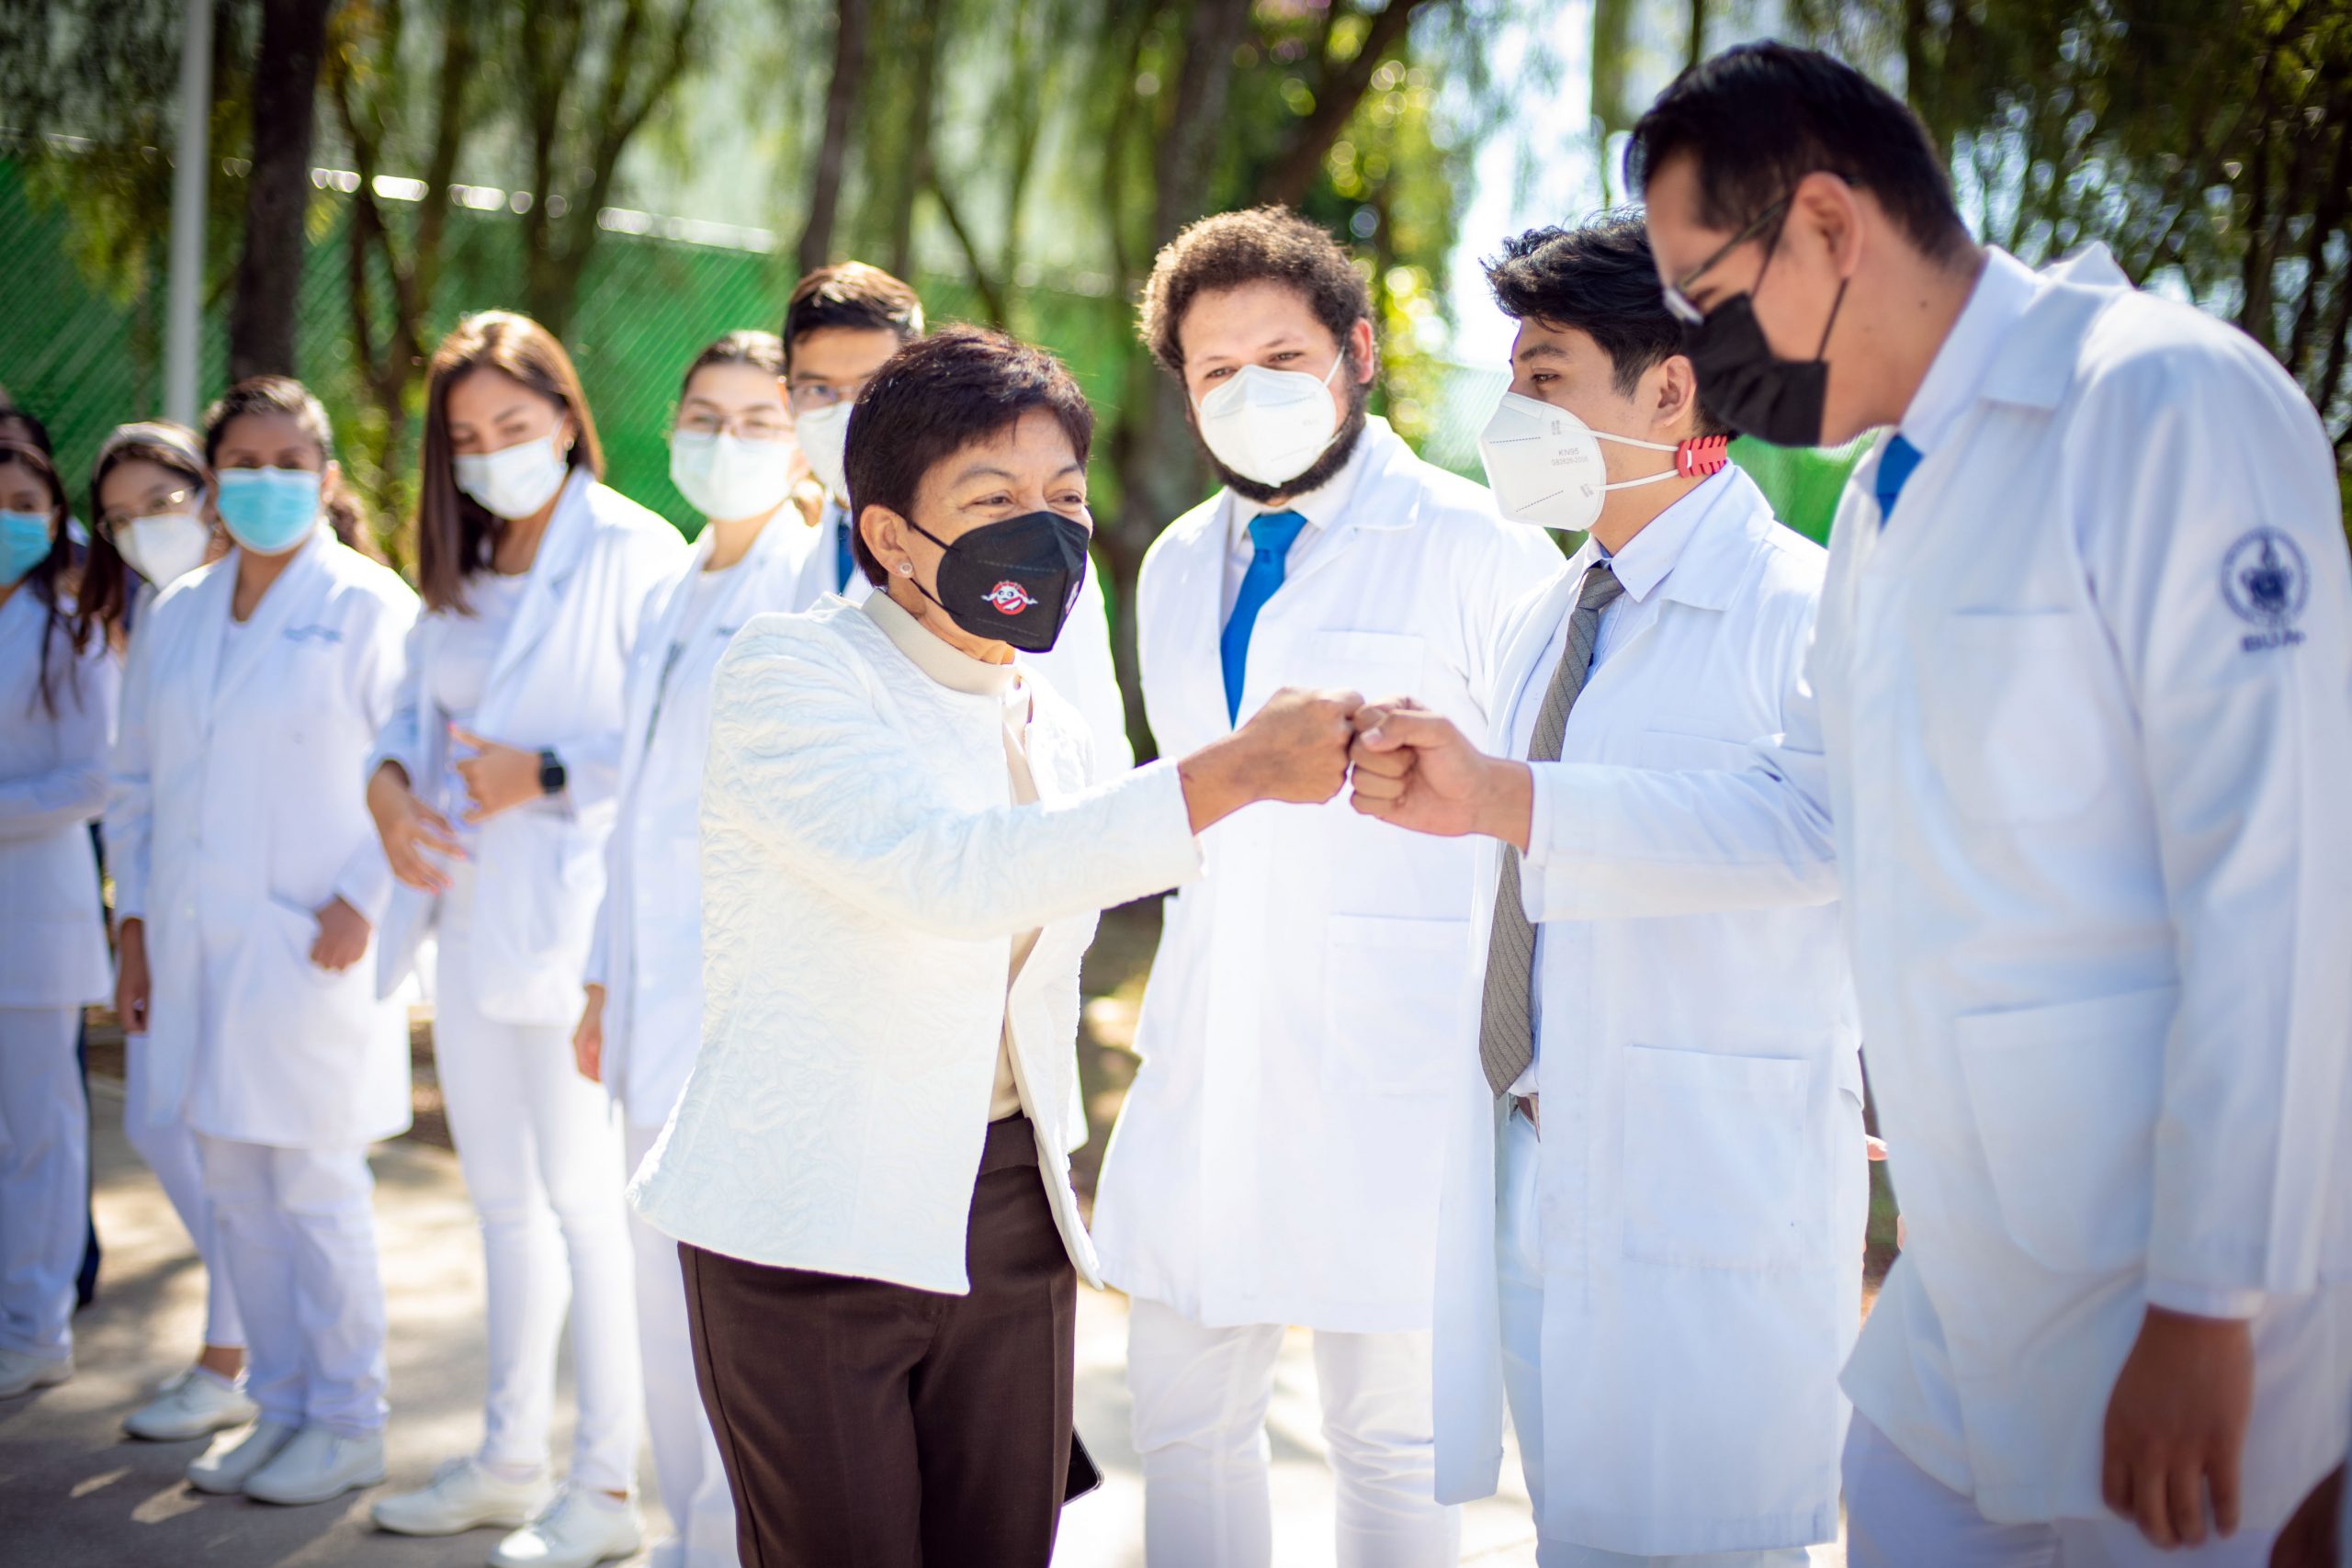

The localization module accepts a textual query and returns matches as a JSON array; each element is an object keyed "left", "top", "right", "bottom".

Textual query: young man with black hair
[
  {"left": 1089, "top": 205, "right": 1560, "bottom": 1567},
  {"left": 1398, "top": 212, "right": 1865, "bottom": 1568},
  {"left": 778, "top": 261, "right": 1132, "bottom": 773},
  {"left": 1348, "top": 41, "right": 2352, "bottom": 1568}
]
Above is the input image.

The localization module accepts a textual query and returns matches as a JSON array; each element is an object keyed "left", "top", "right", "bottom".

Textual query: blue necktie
[
  {"left": 834, "top": 513, "right": 855, "bottom": 592},
  {"left": 1221, "top": 510, "right": 1308, "bottom": 723},
  {"left": 1874, "top": 434, "right": 1923, "bottom": 528}
]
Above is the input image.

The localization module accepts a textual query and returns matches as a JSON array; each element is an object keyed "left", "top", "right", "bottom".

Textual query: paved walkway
[{"left": 0, "top": 1079, "right": 1558, "bottom": 1566}]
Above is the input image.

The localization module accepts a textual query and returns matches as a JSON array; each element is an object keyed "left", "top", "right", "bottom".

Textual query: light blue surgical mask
[
  {"left": 215, "top": 467, "right": 323, "bottom": 555},
  {"left": 0, "top": 510, "right": 54, "bottom": 586}
]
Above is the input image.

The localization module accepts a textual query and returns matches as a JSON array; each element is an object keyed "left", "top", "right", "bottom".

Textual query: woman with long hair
[
  {"left": 366, "top": 311, "right": 683, "bottom": 1568},
  {"left": 0, "top": 435, "right": 119, "bottom": 1402},
  {"left": 107, "top": 377, "right": 418, "bottom": 1505}
]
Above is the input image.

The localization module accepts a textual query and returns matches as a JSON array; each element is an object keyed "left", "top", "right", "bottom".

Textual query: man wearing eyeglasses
[
  {"left": 778, "top": 262, "right": 1133, "bottom": 775},
  {"left": 1347, "top": 40, "right": 2352, "bottom": 1568}
]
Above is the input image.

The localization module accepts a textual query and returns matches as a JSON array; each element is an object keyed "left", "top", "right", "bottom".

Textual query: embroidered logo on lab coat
[{"left": 2222, "top": 527, "right": 2309, "bottom": 651}]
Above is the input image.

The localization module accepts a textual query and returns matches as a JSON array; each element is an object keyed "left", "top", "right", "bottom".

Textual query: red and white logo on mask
[{"left": 984, "top": 581, "right": 1036, "bottom": 615}]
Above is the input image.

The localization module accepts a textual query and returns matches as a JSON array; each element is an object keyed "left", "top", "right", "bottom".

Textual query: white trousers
[
  {"left": 1497, "top": 1110, "right": 1811, "bottom": 1568},
  {"left": 0, "top": 1007, "right": 87, "bottom": 1360},
  {"left": 624, "top": 1120, "right": 736, "bottom": 1564},
  {"left": 1126, "top": 1293, "right": 1460, "bottom": 1568},
  {"left": 1842, "top": 1411, "right": 2281, "bottom": 1568},
  {"left": 435, "top": 877, "right": 641, "bottom": 1494},
  {"left": 122, "top": 1029, "right": 243, "bottom": 1349},
  {"left": 196, "top": 1134, "right": 388, "bottom": 1434}
]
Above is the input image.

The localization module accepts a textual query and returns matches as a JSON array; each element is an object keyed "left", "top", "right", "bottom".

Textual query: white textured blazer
[{"left": 630, "top": 598, "right": 1203, "bottom": 1294}]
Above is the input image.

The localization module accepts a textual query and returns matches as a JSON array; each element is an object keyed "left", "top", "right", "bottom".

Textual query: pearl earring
[{"left": 897, "top": 561, "right": 913, "bottom": 576}]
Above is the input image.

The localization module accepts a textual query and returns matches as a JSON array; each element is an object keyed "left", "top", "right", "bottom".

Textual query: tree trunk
[
  {"left": 1254, "top": 0, "right": 1430, "bottom": 210},
  {"left": 799, "top": 0, "right": 870, "bottom": 275},
  {"left": 227, "top": 0, "right": 334, "bottom": 382}
]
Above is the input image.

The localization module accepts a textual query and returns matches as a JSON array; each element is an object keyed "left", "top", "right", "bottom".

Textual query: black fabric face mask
[
  {"left": 1680, "top": 242, "right": 1849, "bottom": 449},
  {"left": 907, "top": 509, "right": 1092, "bottom": 653}
]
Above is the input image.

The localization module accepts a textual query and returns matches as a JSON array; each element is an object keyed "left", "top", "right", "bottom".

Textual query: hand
[
  {"left": 115, "top": 916, "right": 151, "bottom": 1033},
  {"left": 2102, "top": 1305, "right": 2255, "bottom": 1548},
  {"left": 450, "top": 726, "right": 544, "bottom": 824},
  {"left": 309, "top": 896, "right": 370, "bottom": 972},
  {"left": 1348, "top": 699, "right": 1532, "bottom": 847},
  {"left": 1179, "top": 687, "right": 1361, "bottom": 832},
  {"left": 2271, "top": 1462, "right": 2344, "bottom": 1567},
  {"left": 573, "top": 984, "right": 605, "bottom": 1085},
  {"left": 367, "top": 761, "right": 465, "bottom": 894}
]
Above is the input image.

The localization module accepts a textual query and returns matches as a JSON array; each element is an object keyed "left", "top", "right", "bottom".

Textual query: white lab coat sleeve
[
  {"left": 548, "top": 525, "right": 685, "bottom": 813},
  {"left": 104, "top": 616, "right": 158, "bottom": 923},
  {"left": 1521, "top": 615, "right": 1840, "bottom": 919},
  {"left": 368, "top": 609, "right": 432, "bottom": 789},
  {"left": 0, "top": 627, "right": 118, "bottom": 843},
  {"left": 2076, "top": 349, "right": 2352, "bottom": 1305},
  {"left": 333, "top": 586, "right": 419, "bottom": 926},
  {"left": 703, "top": 619, "right": 1202, "bottom": 940}
]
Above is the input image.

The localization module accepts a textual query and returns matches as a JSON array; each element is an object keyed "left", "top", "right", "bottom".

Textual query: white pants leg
[
  {"left": 435, "top": 881, "right": 640, "bottom": 1493},
  {"left": 1128, "top": 1296, "right": 1285, "bottom": 1568},
  {"left": 1309, "top": 1327, "right": 1460, "bottom": 1567},
  {"left": 0, "top": 1007, "right": 86, "bottom": 1360},
  {"left": 625, "top": 1121, "right": 735, "bottom": 1564},
  {"left": 1128, "top": 1294, "right": 1457, "bottom": 1568},
  {"left": 1843, "top": 1411, "right": 2280, "bottom": 1568},
  {"left": 1498, "top": 1111, "right": 1805, "bottom": 1568},
  {"left": 198, "top": 1134, "right": 388, "bottom": 1435},
  {"left": 121, "top": 1031, "right": 243, "bottom": 1349}
]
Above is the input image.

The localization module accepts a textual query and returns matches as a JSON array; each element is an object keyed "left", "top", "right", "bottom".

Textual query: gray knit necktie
[{"left": 1477, "top": 563, "right": 1624, "bottom": 1097}]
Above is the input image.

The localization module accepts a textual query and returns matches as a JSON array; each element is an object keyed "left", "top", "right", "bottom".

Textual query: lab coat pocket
[
  {"left": 1622, "top": 1044, "right": 1808, "bottom": 1271},
  {"left": 1324, "top": 913, "right": 1471, "bottom": 1095},
  {"left": 1927, "top": 612, "right": 2110, "bottom": 824},
  {"left": 1952, "top": 986, "right": 2171, "bottom": 1274}
]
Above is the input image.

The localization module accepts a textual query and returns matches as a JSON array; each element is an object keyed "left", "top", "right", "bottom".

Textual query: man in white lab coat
[
  {"left": 1424, "top": 213, "right": 1866, "bottom": 1568},
  {"left": 1090, "top": 205, "right": 1561, "bottom": 1567},
  {"left": 780, "top": 261, "right": 1133, "bottom": 774},
  {"left": 1348, "top": 41, "right": 2352, "bottom": 1568}
]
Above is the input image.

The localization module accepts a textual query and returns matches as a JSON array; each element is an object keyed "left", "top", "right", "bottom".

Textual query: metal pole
[{"left": 164, "top": 0, "right": 213, "bottom": 426}]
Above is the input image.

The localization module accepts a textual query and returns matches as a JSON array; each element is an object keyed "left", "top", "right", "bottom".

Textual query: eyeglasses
[
  {"left": 786, "top": 378, "right": 872, "bottom": 413},
  {"left": 96, "top": 486, "right": 202, "bottom": 539},
  {"left": 1662, "top": 194, "right": 1792, "bottom": 325},
  {"left": 675, "top": 412, "right": 792, "bottom": 441}
]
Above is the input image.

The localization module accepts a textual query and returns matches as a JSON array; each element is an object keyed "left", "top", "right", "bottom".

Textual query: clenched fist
[
  {"left": 1178, "top": 686, "right": 1363, "bottom": 832},
  {"left": 1348, "top": 698, "right": 1534, "bottom": 847}
]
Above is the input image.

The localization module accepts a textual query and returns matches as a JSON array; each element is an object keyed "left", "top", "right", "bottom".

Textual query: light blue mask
[
  {"left": 215, "top": 467, "right": 323, "bottom": 555},
  {"left": 0, "top": 510, "right": 54, "bottom": 586}
]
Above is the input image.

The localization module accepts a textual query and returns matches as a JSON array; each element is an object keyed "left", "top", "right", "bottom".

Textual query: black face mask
[
  {"left": 907, "top": 509, "right": 1091, "bottom": 653},
  {"left": 1680, "top": 235, "right": 1849, "bottom": 448}
]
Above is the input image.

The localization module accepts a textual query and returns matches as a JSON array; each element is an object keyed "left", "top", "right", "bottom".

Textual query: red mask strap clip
[{"left": 1674, "top": 434, "right": 1732, "bottom": 478}]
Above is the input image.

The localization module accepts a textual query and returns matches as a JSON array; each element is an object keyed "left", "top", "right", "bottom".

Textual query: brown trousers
[{"left": 681, "top": 1115, "right": 1077, "bottom": 1568}]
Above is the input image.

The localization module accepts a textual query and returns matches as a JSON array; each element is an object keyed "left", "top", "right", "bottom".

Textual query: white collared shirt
[
  {"left": 1502, "top": 468, "right": 1733, "bottom": 1095},
  {"left": 1220, "top": 418, "right": 1381, "bottom": 617},
  {"left": 1897, "top": 247, "right": 2041, "bottom": 457}
]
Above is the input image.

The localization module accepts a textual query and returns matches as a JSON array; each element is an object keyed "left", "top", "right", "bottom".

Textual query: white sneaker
[
  {"left": 126, "top": 1367, "right": 259, "bottom": 1440},
  {"left": 187, "top": 1418, "right": 299, "bottom": 1494},
  {"left": 0, "top": 1347, "right": 73, "bottom": 1398},
  {"left": 243, "top": 1424, "right": 388, "bottom": 1505},
  {"left": 370, "top": 1455, "right": 550, "bottom": 1536},
  {"left": 488, "top": 1484, "right": 644, "bottom": 1568}
]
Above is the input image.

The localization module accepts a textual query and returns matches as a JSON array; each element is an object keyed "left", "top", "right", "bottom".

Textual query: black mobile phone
[{"left": 1063, "top": 1430, "right": 1103, "bottom": 1505}]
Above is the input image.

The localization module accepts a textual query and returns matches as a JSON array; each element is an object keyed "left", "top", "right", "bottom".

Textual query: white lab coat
[
  {"left": 1091, "top": 416, "right": 1562, "bottom": 1331},
  {"left": 629, "top": 599, "right": 1203, "bottom": 1292},
  {"left": 1528, "top": 247, "right": 2352, "bottom": 1528},
  {"left": 1430, "top": 468, "right": 1868, "bottom": 1556},
  {"left": 374, "top": 470, "right": 687, "bottom": 1025},
  {"left": 107, "top": 528, "right": 418, "bottom": 1147},
  {"left": 585, "top": 512, "right": 827, "bottom": 1127},
  {"left": 827, "top": 497, "right": 1136, "bottom": 779},
  {"left": 0, "top": 589, "right": 117, "bottom": 1010}
]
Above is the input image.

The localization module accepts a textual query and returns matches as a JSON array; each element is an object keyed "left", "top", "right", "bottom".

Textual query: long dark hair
[
  {"left": 200, "top": 376, "right": 380, "bottom": 560},
  {"left": 417, "top": 311, "right": 605, "bottom": 614},
  {"left": 2, "top": 438, "right": 91, "bottom": 716},
  {"left": 81, "top": 420, "right": 212, "bottom": 643}
]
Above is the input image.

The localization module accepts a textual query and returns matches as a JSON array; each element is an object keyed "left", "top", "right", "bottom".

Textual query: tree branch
[{"left": 1256, "top": 0, "right": 1436, "bottom": 209}]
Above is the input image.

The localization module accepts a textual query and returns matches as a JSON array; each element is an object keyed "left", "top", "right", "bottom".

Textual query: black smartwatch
[{"left": 537, "top": 749, "right": 566, "bottom": 796}]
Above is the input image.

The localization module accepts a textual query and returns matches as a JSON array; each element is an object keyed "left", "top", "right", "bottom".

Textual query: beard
[{"left": 1197, "top": 372, "right": 1374, "bottom": 505}]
